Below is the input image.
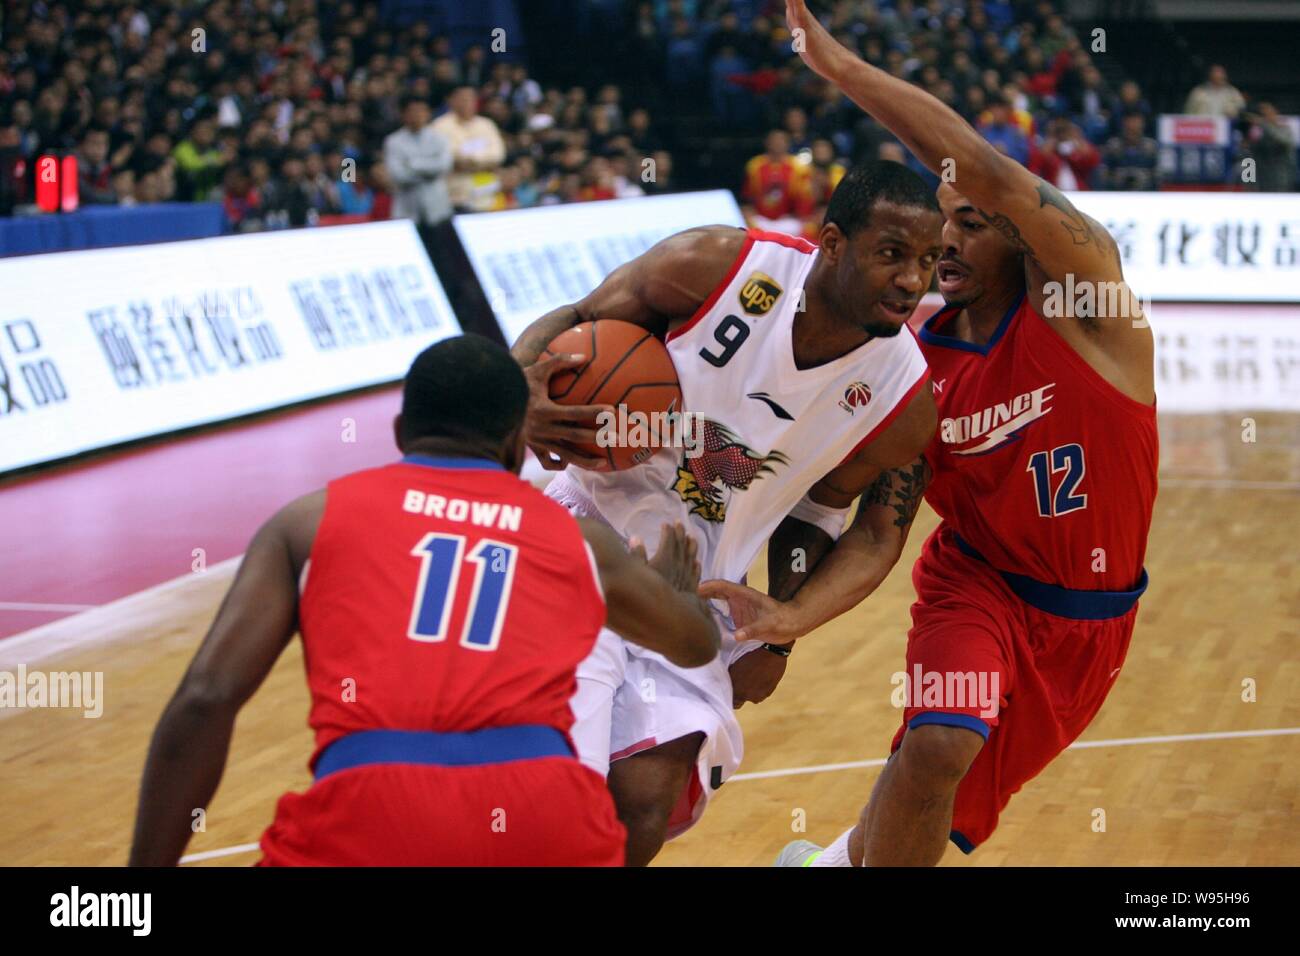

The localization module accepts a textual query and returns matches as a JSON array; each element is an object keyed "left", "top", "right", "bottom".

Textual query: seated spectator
[
  {"left": 578, "top": 157, "right": 618, "bottom": 202},
  {"left": 219, "top": 164, "right": 263, "bottom": 232},
  {"left": 1108, "top": 80, "right": 1152, "bottom": 138},
  {"left": 643, "top": 149, "right": 675, "bottom": 195},
  {"left": 338, "top": 164, "right": 377, "bottom": 215},
  {"left": 741, "top": 129, "right": 812, "bottom": 232},
  {"left": 1184, "top": 65, "right": 1246, "bottom": 119},
  {"left": 808, "top": 138, "right": 846, "bottom": 204},
  {"left": 1100, "top": 112, "right": 1160, "bottom": 191},
  {"left": 77, "top": 127, "right": 118, "bottom": 205},
  {"left": 978, "top": 97, "right": 1030, "bottom": 167},
  {"left": 432, "top": 86, "right": 506, "bottom": 213},
  {"left": 1030, "top": 117, "right": 1100, "bottom": 190},
  {"left": 172, "top": 117, "right": 225, "bottom": 201}
]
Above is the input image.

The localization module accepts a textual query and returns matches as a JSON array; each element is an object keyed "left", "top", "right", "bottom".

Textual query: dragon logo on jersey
[
  {"left": 738, "top": 272, "right": 783, "bottom": 316},
  {"left": 671, "top": 418, "right": 790, "bottom": 523}
]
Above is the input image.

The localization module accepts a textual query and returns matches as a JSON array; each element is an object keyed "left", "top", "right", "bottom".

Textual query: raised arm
[
  {"left": 511, "top": 225, "right": 745, "bottom": 470},
  {"left": 786, "top": 0, "right": 1153, "bottom": 402},
  {"left": 128, "top": 492, "right": 320, "bottom": 866},
  {"left": 580, "top": 519, "right": 720, "bottom": 669},
  {"left": 786, "top": 0, "right": 1117, "bottom": 284}
]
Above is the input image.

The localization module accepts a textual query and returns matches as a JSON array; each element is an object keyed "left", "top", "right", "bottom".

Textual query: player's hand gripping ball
[{"left": 541, "top": 320, "right": 683, "bottom": 471}]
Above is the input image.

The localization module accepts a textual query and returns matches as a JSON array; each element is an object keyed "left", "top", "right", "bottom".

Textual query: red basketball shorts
[
  {"left": 258, "top": 756, "right": 625, "bottom": 866},
  {"left": 891, "top": 524, "right": 1145, "bottom": 852}
]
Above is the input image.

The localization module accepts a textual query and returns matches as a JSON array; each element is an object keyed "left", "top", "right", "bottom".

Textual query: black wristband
[{"left": 760, "top": 642, "right": 792, "bottom": 658}]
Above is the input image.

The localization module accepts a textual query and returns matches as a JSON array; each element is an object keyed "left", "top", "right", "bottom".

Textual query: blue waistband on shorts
[
  {"left": 950, "top": 532, "right": 1148, "bottom": 621},
  {"left": 314, "top": 726, "right": 572, "bottom": 781}
]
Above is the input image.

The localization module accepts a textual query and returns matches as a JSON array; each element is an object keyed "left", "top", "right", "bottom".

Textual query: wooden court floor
[{"left": 2, "top": 412, "right": 1297, "bottom": 866}]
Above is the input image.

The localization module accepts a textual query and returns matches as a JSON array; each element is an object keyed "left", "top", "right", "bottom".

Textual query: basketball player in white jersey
[{"left": 511, "top": 163, "right": 942, "bottom": 864}]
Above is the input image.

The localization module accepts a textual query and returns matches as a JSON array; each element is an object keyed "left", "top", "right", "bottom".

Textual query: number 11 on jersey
[{"left": 408, "top": 533, "right": 517, "bottom": 650}]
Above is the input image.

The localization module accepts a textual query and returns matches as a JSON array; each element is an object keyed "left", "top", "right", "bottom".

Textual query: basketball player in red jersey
[
  {"left": 128, "top": 335, "right": 719, "bottom": 867},
  {"left": 768, "top": 0, "right": 1157, "bottom": 865}
]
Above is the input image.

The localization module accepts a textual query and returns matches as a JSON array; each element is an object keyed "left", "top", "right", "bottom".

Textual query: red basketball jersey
[
  {"left": 916, "top": 294, "right": 1158, "bottom": 591},
  {"left": 297, "top": 455, "right": 606, "bottom": 765}
]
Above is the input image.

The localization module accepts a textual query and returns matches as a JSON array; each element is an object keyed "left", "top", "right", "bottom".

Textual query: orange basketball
[{"left": 542, "top": 320, "right": 683, "bottom": 470}]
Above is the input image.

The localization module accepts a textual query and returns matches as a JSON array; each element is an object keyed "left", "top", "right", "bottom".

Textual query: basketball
[{"left": 542, "top": 320, "right": 683, "bottom": 470}]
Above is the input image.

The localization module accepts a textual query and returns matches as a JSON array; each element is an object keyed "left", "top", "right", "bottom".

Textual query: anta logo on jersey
[
  {"left": 941, "top": 383, "right": 1055, "bottom": 456},
  {"left": 738, "top": 272, "right": 783, "bottom": 316},
  {"left": 671, "top": 418, "right": 790, "bottom": 522}
]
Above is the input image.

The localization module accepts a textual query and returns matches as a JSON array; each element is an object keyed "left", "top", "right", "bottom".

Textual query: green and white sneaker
[{"left": 775, "top": 840, "right": 824, "bottom": 867}]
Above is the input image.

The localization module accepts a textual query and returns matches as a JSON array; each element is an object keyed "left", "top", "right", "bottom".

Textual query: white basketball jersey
[{"left": 562, "top": 228, "right": 929, "bottom": 586}]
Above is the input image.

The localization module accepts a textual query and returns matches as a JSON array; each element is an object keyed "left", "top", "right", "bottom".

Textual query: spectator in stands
[
  {"left": 0, "top": 121, "right": 30, "bottom": 215},
  {"left": 741, "top": 129, "right": 811, "bottom": 232},
  {"left": 172, "top": 117, "right": 226, "bottom": 202},
  {"left": 432, "top": 86, "right": 506, "bottom": 213},
  {"left": 977, "top": 97, "right": 1030, "bottom": 166},
  {"left": 808, "top": 138, "right": 846, "bottom": 204},
  {"left": 261, "top": 153, "right": 316, "bottom": 228},
  {"left": 1108, "top": 80, "right": 1152, "bottom": 138},
  {"left": 1184, "top": 65, "right": 1246, "bottom": 119},
  {"left": 220, "top": 164, "right": 263, "bottom": 232},
  {"left": 383, "top": 96, "right": 452, "bottom": 226},
  {"left": 1030, "top": 117, "right": 1100, "bottom": 190},
  {"left": 77, "top": 127, "right": 118, "bottom": 205},
  {"left": 1100, "top": 112, "right": 1161, "bottom": 191},
  {"left": 1242, "top": 103, "right": 1297, "bottom": 193},
  {"left": 643, "top": 149, "right": 675, "bottom": 195}
]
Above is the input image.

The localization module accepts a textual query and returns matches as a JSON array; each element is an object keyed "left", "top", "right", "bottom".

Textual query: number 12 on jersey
[
  {"left": 1027, "top": 443, "right": 1087, "bottom": 517},
  {"left": 407, "top": 533, "right": 517, "bottom": 650}
]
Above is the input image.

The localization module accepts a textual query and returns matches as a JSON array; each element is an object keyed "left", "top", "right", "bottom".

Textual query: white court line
[
  {"left": 181, "top": 842, "right": 261, "bottom": 864},
  {"left": 178, "top": 726, "right": 1300, "bottom": 864},
  {"left": 0, "top": 602, "right": 99, "bottom": 612}
]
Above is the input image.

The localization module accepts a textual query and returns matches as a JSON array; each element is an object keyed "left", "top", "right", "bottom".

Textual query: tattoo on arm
[
  {"left": 861, "top": 457, "right": 931, "bottom": 531},
  {"left": 1035, "top": 180, "right": 1096, "bottom": 246},
  {"left": 974, "top": 208, "right": 1036, "bottom": 258},
  {"left": 972, "top": 179, "right": 1099, "bottom": 263}
]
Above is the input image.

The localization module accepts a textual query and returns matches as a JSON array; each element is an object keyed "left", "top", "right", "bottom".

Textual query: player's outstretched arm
[
  {"left": 580, "top": 519, "right": 720, "bottom": 669},
  {"left": 510, "top": 226, "right": 745, "bottom": 470},
  {"left": 128, "top": 493, "right": 318, "bottom": 866},
  {"left": 786, "top": 0, "right": 1118, "bottom": 284},
  {"left": 700, "top": 384, "right": 935, "bottom": 643}
]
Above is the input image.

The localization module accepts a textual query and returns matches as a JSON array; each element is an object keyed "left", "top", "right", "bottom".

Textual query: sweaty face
[
  {"left": 833, "top": 200, "right": 942, "bottom": 337},
  {"left": 935, "top": 183, "right": 1023, "bottom": 309}
]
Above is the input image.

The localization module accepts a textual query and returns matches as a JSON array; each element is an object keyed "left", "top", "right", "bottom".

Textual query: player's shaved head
[
  {"left": 824, "top": 160, "right": 940, "bottom": 238},
  {"left": 398, "top": 335, "right": 529, "bottom": 453}
]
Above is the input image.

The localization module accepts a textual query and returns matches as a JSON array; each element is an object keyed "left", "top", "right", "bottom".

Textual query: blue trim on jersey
[
  {"left": 401, "top": 454, "right": 506, "bottom": 471},
  {"left": 313, "top": 726, "right": 571, "bottom": 780},
  {"left": 918, "top": 291, "right": 1025, "bottom": 356},
  {"left": 952, "top": 533, "right": 1149, "bottom": 621},
  {"left": 949, "top": 829, "right": 976, "bottom": 854},
  {"left": 908, "top": 710, "right": 991, "bottom": 741}
]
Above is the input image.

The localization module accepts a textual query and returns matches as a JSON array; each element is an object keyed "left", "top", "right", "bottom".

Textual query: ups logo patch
[{"left": 739, "top": 272, "right": 783, "bottom": 316}]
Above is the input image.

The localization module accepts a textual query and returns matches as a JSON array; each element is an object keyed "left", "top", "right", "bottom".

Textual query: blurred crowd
[
  {"left": 0, "top": 0, "right": 676, "bottom": 223},
  {"left": 621, "top": 0, "right": 1295, "bottom": 233},
  {"left": 0, "top": 0, "right": 1294, "bottom": 229}
]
